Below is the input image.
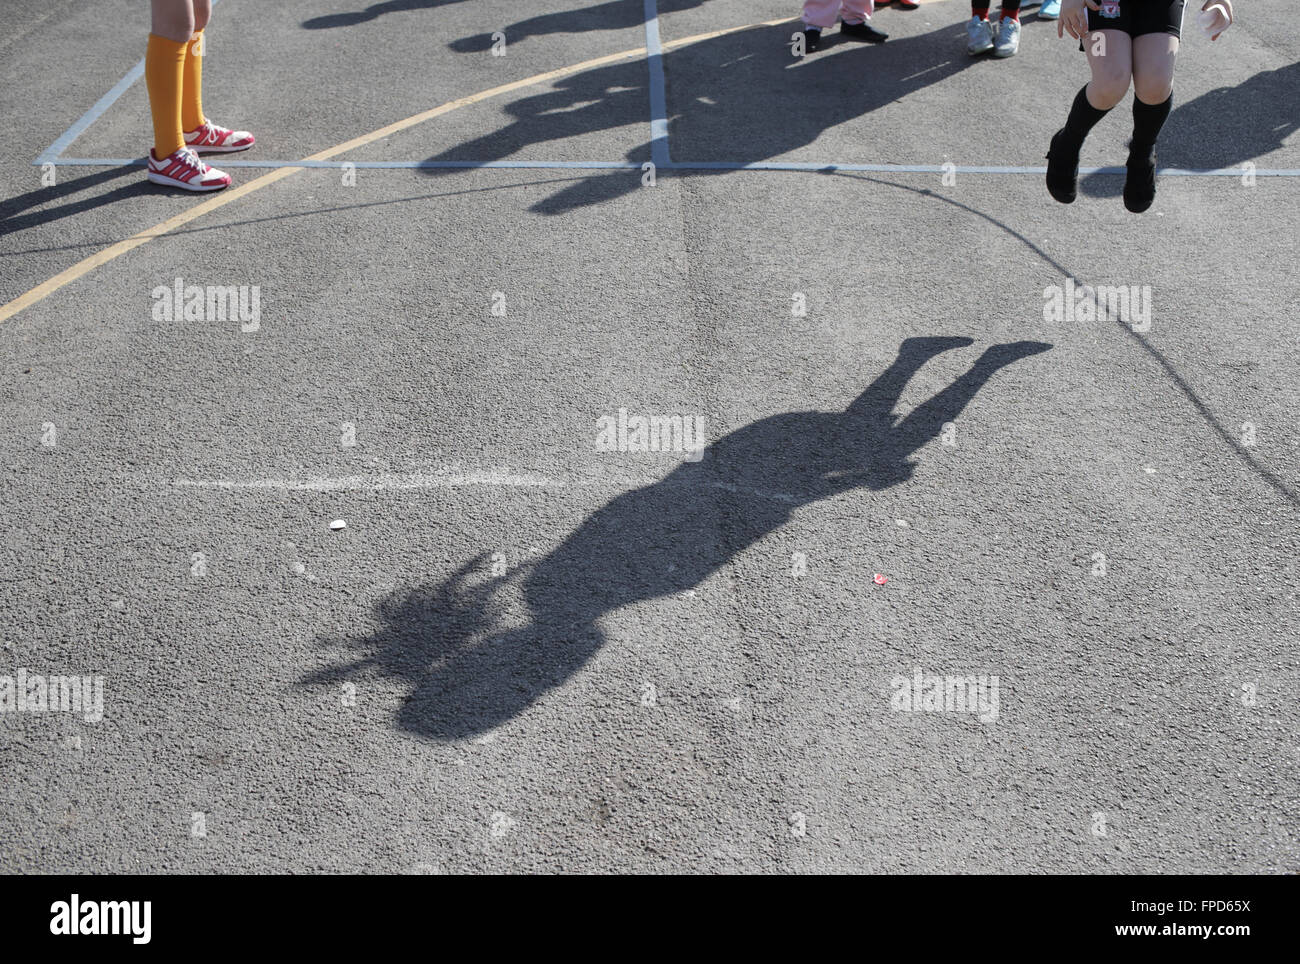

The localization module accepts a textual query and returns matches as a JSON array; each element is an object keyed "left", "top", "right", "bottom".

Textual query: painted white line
[
  {"left": 899, "top": 62, "right": 955, "bottom": 83},
  {"left": 35, "top": 61, "right": 145, "bottom": 164},
  {"left": 673, "top": 161, "right": 1300, "bottom": 176},
  {"left": 643, "top": 0, "right": 671, "bottom": 167},
  {"left": 169, "top": 471, "right": 569, "bottom": 491},
  {"left": 34, "top": 0, "right": 224, "bottom": 164},
  {"left": 1154, "top": 167, "right": 1300, "bottom": 177},
  {"left": 162, "top": 472, "right": 799, "bottom": 503},
  {"left": 45, "top": 157, "right": 1300, "bottom": 176},
  {"left": 677, "top": 161, "right": 1048, "bottom": 173}
]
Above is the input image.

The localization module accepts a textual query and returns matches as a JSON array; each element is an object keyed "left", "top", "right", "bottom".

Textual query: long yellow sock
[
  {"left": 182, "top": 31, "right": 206, "bottom": 132},
  {"left": 145, "top": 33, "right": 187, "bottom": 157}
]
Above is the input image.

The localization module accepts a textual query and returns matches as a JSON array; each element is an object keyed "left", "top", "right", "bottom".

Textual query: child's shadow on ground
[
  {"left": 302, "top": 0, "right": 467, "bottom": 30},
  {"left": 0, "top": 166, "right": 148, "bottom": 238},
  {"left": 1082, "top": 61, "right": 1300, "bottom": 197},
  {"left": 450, "top": 0, "right": 711, "bottom": 52},
  {"left": 302, "top": 336, "right": 1052, "bottom": 740},
  {"left": 421, "top": 20, "right": 978, "bottom": 214}
]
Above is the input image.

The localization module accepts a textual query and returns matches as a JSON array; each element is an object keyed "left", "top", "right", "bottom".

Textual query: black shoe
[
  {"left": 840, "top": 19, "right": 888, "bottom": 42},
  {"left": 802, "top": 27, "right": 821, "bottom": 53},
  {"left": 1123, "top": 148, "right": 1157, "bottom": 213},
  {"left": 1045, "top": 129, "right": 1079, "bottom": 204}
]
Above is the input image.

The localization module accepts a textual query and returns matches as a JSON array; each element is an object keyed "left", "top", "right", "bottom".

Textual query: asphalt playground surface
[{"left": 1, "top": 0, "right": 1298, "bottom": 873}]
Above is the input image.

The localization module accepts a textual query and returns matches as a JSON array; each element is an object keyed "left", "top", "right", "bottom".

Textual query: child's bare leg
[
  {"left": 1131, "top": 31, "right": 1178, "bottom": 105},
  {"left": 1083, "top": 29, "right": 1132, "bottom": 109},
  {"left": 151, "top": 0, "right": 196, "bottom": 44}
]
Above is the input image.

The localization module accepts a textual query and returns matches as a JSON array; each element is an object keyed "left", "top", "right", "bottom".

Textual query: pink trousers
[{"left": 801, "top": 0, "right": 875, "bottom": 29}]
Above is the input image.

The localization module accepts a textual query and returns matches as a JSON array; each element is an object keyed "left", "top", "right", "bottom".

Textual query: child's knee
[
  {"left": 1133, "top": 76, "right": 1173, "bottom": 105},
  {"left": 1090, "top": 69, "right": 1131, "bottom": 109}
]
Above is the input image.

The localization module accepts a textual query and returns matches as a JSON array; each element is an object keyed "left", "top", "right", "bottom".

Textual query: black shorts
[{"left": 1086, "top": 0, "right": 1187, "bottom": 39}]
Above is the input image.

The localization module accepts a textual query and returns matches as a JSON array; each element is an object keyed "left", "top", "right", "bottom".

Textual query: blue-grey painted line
[
  {"left": 643, "top": 0, "right": 671, "bottom": 168},
  {"left": 33, "top": 0, "right": 223, "bottom": 165},
  {"left": 45, "top": 157, "right": 1300, "bottom": 176},
  {"left": 352, "top": 159, "right": 639, "bottom": 170}
]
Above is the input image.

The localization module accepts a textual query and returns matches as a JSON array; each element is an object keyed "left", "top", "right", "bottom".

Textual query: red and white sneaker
[
  {"left": 147, "top": 146, "right": 232, "bottom": 192},
  {"left": 184, "top": 120, "right": 255, "bottom": 153}
]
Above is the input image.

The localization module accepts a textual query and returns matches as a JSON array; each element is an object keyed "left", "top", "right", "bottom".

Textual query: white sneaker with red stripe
[
  {"left": 184, "top": 120, "right": 255, "bottom": 154},
  {"left": 147, "top": 146, "right": 232, "bottom": 192}
]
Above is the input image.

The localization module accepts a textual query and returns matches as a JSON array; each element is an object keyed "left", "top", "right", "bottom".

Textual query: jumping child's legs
[
  {"left": 1045, "top": 30, "right": 1130, "bottom": 203},
  {"left": 1124, "top": 31, "right": 1179, "bottom": 211}
]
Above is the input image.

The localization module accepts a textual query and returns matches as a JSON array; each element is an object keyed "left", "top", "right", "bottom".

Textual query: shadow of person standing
[
  {"left": 303, "top": 336, "right": 1051, "bottom": 740},
  {"left": 302, "top": 0, "right": 468, "bottom": 30},
  {"left": 449, "top": 0, "right": 712, "bottom": 53},
  {"left": 421, "top": 19, "right": 984, "bottom": 214}
]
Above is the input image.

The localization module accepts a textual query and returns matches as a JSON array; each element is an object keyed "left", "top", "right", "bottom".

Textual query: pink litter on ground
[{"left": 873, "top": 573, "right": 888, "bottom": 585}]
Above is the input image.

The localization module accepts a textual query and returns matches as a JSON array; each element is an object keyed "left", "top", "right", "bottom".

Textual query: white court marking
[{"left": 164, "top": 472, "right": 799, "bottom": 504}]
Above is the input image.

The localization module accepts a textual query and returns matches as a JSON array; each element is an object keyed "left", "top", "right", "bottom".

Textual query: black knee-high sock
[
  {"left": 1130, "top": 92, "right": 1173, "bottom": 158},
  {"left": 1060, "top": 85, "right": 1110, "bottom": 149}
]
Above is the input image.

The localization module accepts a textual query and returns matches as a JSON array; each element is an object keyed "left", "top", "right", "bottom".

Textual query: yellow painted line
[{"left": 0, "top": 18, "right": 788, "bottom": 326}]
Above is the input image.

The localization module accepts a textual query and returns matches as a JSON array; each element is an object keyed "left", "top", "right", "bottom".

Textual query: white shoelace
[{"left": 176, "top": 147, "right": 206, "bottom": 173}]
